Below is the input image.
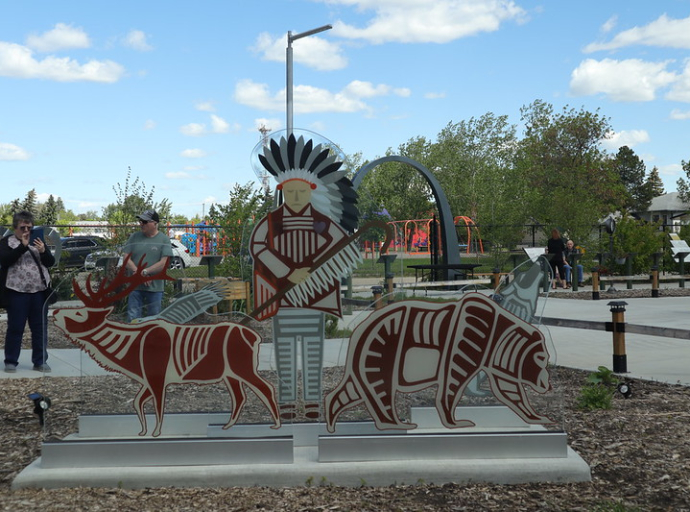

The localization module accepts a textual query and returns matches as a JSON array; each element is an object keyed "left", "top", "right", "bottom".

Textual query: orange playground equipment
[
  {"left": 362, "top": 217, "right": 485, "bottom": 258},
  {"left": 454, "top": 216, "right": 484, "bottom": 254}
]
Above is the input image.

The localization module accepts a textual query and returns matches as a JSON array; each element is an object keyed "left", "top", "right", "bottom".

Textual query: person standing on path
[
  {"left": 123, "top": 209, "right": 173, "bottom": 322},
  {"left": 1, "top": 210, "right": 55, "bottom": 373}
]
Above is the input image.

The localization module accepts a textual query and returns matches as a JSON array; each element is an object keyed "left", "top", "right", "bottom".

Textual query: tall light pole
[{"left": 286, "top": 24, "right": 332, "bottom": 138}]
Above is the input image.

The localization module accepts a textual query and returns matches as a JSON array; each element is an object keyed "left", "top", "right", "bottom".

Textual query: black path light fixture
[
  {"left": 28, "top": 392, "right": 51, "bottom": 426},
  {"left": 617, "top": 381, "right": 633, "bottom": 398}
]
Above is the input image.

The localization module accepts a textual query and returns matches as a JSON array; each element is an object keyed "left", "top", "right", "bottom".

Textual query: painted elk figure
[
  {"left": 52, "top": 258, "right": 281, "bottom": 437},
  {"left": 324, "top": 292, "right": 553, "bottom": 432}
]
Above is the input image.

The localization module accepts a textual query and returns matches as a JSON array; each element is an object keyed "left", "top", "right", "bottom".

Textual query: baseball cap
[{"left": 137, "top": 210, "right": 160, "bottom": 223}]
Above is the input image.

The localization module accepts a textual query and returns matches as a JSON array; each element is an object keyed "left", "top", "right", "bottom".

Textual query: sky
[{"left": 1, "top": 0, "right": 690, "bottom": 219}]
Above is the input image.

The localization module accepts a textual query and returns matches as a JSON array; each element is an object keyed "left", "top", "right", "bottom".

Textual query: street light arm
[
  {"left": 286, "top": 24, "right": 333, "bottom": 138},
  {"left": 289, "top": 24, "right": 332, "bottom": 43}
]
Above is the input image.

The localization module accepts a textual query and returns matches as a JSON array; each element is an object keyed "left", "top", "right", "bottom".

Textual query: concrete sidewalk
[
  {"left": 3, "top": 294, "right": 688, "bottom": 385},
  {"left": 539, "top": 294, "right": 690, "bottom": 386}
]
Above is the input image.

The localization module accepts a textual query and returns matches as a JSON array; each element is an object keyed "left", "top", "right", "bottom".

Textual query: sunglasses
[
  {"left": 139, "top": 220, "right": 151, "bottom": 225},
  {"left": 18, "top": 226, "right": 33, "bottom": 231}
]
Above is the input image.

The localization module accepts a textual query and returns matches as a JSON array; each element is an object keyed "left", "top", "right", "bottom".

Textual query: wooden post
[
  {"left": 371, "top": 285, "right": 384, "bottom": 310},
  {"left": 591, "top": 269, "right": 600, "bottom": 300},
  {"left": 608, "top": 301, "right": 628, "bottom": 373},
  {"left": 493, "top": 267, "right": 501, "bottom": 289},
  {"left": 651, "top": 266, "right": 659, "bottom": 298}
]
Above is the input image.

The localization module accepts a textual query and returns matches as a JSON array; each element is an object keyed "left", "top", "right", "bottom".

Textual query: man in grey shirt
[{"left": 123, "top": 209, "right": 173, "bottom": 322}]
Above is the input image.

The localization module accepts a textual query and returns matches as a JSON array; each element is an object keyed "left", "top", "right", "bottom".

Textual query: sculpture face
[{"left": 282, "top": 179, "right": 313, "bottom": 212}]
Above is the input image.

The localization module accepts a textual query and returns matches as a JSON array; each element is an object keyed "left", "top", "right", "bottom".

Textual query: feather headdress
[{"left": 258, "top": 134, "right": 359, "bottom": 233}]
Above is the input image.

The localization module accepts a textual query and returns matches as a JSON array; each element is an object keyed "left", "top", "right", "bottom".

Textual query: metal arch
[{"left": 352, "top": 155, "right": 461, "bottom": 278}]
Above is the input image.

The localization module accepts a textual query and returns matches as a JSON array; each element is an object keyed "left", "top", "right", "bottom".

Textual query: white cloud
[
  {"left": 143, "top": 119, "right": 156, "bottom": 130},
  {"left": 254, "top": 118, "right": 283, "bottom": 132},
  {"left": 210, "top": 114, "right": 230, "bottom": 133},
  {"left": 166, "top": 171, "right": 191, "bottom": 179},
  {"left": 658, "top": 163, "right": 683, "bottom": 183},
  {"left": 601, "top": 15, "right": 617, "bottom": 34},
  {"left": 234, "top": 78, "right": 406, "bottom": 114},
  {"left": 123, "top": 29, "right": 153, "bottom": 52},
  {"left": 0, "top": 41, "right": 125, "bottom": 82},
  {"left": 666, "top": 60, "right": 690, "bottom": 103},
  {"left": 180, "top": 149, "right": 207, "bottom": 158},
  {"left": 327, "top": 0, "right": 526, "bottom": 44},
  {"left": 195, "top": 101, "right": 215, "bottom": 112},
  {"left": 670, "top": 109, "right": 690, "bottom": 120},
  {"left": 26, "top": 23, "right": 90, "bottom": 52},
  {"left": 584, "top": 14, "right": 690, "bottom": 53},
  {"left": 601, "top": 129, "right": 650, "bottom": 151},
  {"left": 180, "top": 123, "right": 206, "bottom": 136},
  {"left": 252, "top": 32, "right": 347, "bottom": 71},
  {"left": 570, "top": 58, "right": 676, "bottom": 101},
  {"left": 0, "top": 142, "right": 30, "bottom": 161},
  {"left": 425, "top": 91, "right": 446, "bottom": 99},
  {"left": 179, "top": 115, "right": 235, "bottom": 136}
]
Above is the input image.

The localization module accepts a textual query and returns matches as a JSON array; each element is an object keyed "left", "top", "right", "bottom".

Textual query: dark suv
[{"left": 58, "top": 236, "right": 105, "bottom": 268}]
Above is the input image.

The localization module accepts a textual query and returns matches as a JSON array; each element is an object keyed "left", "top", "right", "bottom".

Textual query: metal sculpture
[
  {"left": 325, "top": 292, "right": 553, "bottom": 432},
  {"left": 250, "top": 133, "right": 361, "bottom": 419},
  {"left": 52, "top": 257, "right": 281, "bottom": 437}
]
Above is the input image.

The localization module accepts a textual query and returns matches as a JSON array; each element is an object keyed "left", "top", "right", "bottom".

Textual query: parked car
[
  {"left": 84, "top": 239, "right": 193, "bottom": 270},
  {"left": 169, "top": 239, "right": 193, "bottom": 269},
  {"left": 57, "top": 236, "right": 105, "bottom": 268}
]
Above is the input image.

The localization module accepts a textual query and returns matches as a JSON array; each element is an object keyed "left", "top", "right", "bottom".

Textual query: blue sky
[{"left": 1, "top": 0, "right": 690, "bottom": 219}]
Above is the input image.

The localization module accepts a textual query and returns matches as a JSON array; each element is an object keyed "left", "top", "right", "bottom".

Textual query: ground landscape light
[
  {"left": 28, "top": 392, "right": 51, "bottom": 426},
  {"left": 617, "top": 382, "right": 633, "bottom": 399}
]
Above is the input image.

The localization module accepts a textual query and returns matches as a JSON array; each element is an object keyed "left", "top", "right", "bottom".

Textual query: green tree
[
  {"left": 431, "top": 113, "right": 526, "bottom": 261},
  {"left": 212, "top": 182, "right": 273, "bottom": 280},
  {"left": 103, "top": 167, "right": 172, "bottom": 243},
  {"left": 608, "top": 213, "right": 664, "bottom": 274},
  {"left": 22, "top": 189, "right": 38, "bottom": 215},
  {"left": 0, "top": 203, "right": 12, "bottom": 226},
  {"left": 676, "top": 159, "right": 690, "bottom": 204},
  {"left": 516, "top": 100, "right": 623, "bottom": 245},
  {"left": 355, "top": 139, "right": 435, "bottom": 223},
  {"left": 39, "top": 194, "right": 60, "bottom": 225},
  {"left": 613, "top": 146, "right": 652, "bottom": 212},
  {"left": 645, "top": 166, "right": 665, "bottom": 199}
]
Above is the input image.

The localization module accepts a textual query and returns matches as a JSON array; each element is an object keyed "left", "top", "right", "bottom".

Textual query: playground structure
[
  {"left": 454, "top": 215, "right": 485, "bottom": 254},
  {"left": 363, "top": 216, "right": 485, "bottom": 258}
]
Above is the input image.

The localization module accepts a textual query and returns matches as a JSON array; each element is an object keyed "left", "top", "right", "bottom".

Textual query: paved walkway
[{"left": 2, "top": 291, "right": 689, "bottom": 385}]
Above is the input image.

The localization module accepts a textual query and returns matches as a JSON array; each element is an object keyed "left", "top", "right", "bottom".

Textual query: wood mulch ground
[{"left": 1, "top": 291, "right": 689, "bottom": 511}]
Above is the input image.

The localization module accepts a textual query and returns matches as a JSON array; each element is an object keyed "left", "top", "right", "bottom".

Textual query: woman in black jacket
[{"left": 0, "top": 210, "right": 55, "bottom": 373}]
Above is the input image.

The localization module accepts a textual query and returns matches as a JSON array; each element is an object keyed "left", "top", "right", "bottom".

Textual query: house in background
[{"left": 637, "top": 192, "right": 690, "bottom": 232}]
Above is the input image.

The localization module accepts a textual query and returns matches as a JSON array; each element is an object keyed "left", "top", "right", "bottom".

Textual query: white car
[
  {"left": 84, "top": 239, "right": 193, "bottom": 270},
  {"left": 169, "top": 239, "right": 193, "bottom": 269}
]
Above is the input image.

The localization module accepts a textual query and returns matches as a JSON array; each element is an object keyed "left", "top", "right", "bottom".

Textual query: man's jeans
[
  {"left": 127, "top": 289, "right": 163, "bottom": 322},
  {"left": 564, "top": 264, "right": 584, "bottom": 284}
]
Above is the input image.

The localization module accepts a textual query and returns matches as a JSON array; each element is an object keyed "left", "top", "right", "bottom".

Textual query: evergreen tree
[
  {"left": 645, "top": 167, "right": 665, "bottom": 199},
  {"left": 22, "top": 189, "right": 38, "bottom": 215},
  {"left": 40, "top": 195, "right": 59, "bottom": 225},
  {"left": 613, "top": 146, "right": 652, "bottom": 212},
  {"left": 677, "top": 159, "right": 690, "bottom": 204}
]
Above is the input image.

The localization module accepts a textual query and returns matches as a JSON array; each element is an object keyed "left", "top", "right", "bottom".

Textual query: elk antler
[{"left": 73, "top": 254, "right": 175, "bottom": 308}]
